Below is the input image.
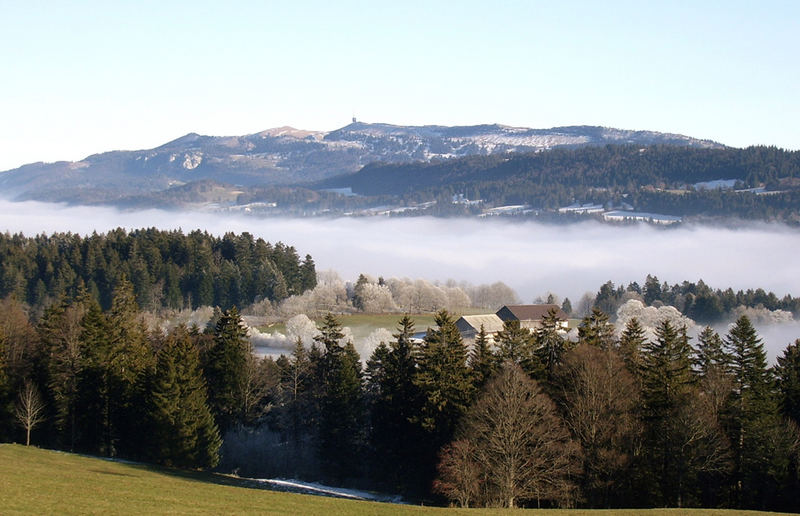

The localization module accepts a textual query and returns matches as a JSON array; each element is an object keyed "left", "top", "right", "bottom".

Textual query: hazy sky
[{"left": 1, "top": 1, "right": 798, "bottom": 171}]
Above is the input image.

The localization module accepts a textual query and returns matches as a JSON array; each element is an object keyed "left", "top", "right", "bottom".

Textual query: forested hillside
[
  {"left": 326, "top": 145, "right": 800, "bottom": 220},
  {"left": 0, "top": 229, "right": 316, "bottom": 312}
]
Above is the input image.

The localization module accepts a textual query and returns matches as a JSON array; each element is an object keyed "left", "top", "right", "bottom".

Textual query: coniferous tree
[
  {"left": 775, "top": 339, "right": 800, "bottom": 426},
  {"left": 723, "top": 316, "right": 785, "bottom": 509},
  {"left": 368, "top": 315, "right": 425, "bottom": 494},
  {"left": 535, "top": 308, "right": 568, "bottom": 380},
  {"left": 469, "top": 324, "right": 498, "bottom": 391},
  {"left": 619, "top": 317, "right": 646, "bottom": 376},
  {"left": 146, "top": 325, "right": 221, "bottom": 469},
  {"left": 204, "top": 307, "right": 250, "bottom": 432},
  {"left": 415, "top": 310, "right": 474, "bottom": 442},
  {"left": 75, "top": 300, "right": 115, "bottom": 455},
  {"left": 351, "top": 274, "right": 369, "bottom": 311},
  {"left": 493, "top": 319, "right": 541, "bottom": 378},
  {"left": 299, "top": 254, "right": 317, "bottom": 293},
  {"left": 39, "top": 293, "right": 90, "bottom": 450},
  {"left": 414, "top": 310, "right": 474, "bottom": 493},
  {"left": 695, "top": 326, "right": 729, "bottom": 376},
  {"left": 275, "top": 338, "right": 314, "bottom": 463},
  {"left": 639, "top": 320, "right": 696, "bottom": 506},
  {"left": 106, "top": 279, "right": 153, "bottom": 456},
  {"left": 314, "top": 314, "right": 364, "bottom": 481},
  {"left": 578, "top": 308, "right": 616, "bottom": 351},
  {"left": 773, "top": 340, "right": 800, "bottom": 513},
  {"left": 561, "top": 298, "right": 573, "bottom": 317}
]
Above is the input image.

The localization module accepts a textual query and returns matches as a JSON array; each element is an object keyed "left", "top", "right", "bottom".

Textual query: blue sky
[{"left": 1, "top": 0, "right": 798, "bottom": 170}]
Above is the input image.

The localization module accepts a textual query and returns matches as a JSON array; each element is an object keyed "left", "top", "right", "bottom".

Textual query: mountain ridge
[{"left": 0, "top": 121, "right": 724, "bottom": 205}]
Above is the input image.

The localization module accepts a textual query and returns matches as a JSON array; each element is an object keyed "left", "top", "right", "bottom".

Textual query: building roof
[
  {"left": 457, "top": 314, "right": 506, "bottom": 334},
  {"left": 497, "top": 304, "right": 568, "bottom": 321}
]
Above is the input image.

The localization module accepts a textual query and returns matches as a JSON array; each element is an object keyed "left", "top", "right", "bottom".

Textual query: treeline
[
  {"left": 1, "top": 291, "right": 799, "bottom": 510},
  {"left": 590, "top": 275, "right": 800, "bottom": 323},
  {"left": 326, "top": 144, "right": 800, "bottom": 220},
  {"left": 0, "top": 228, "right": 316, "bottom": 313}
]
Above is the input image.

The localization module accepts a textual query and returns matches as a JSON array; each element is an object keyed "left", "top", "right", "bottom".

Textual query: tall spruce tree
[
  {"left": 367, "top": 315, "right": 425, "bottom": 494},
  {"left": 578, "top": 308, "right": 616, "bottom": 351},
  {"left": 639, "top": 320, "right": 696, "bottom": 506},
  {"left": 775, "top": 339, "right": 800, "bottom": 425},
  {"left": 106, "top": 279, "right": 153, "bottom": 457},
  {"left": 619, "top": 317, "right": 646, "bottom": 376},
  {"left": 493, "top": 319, "right": 541, "bottom": 378},
  {"left": 415, "top": 310, "right": 474, "bottom": 443},
  {"left": 469, "top": 324, "right": 498, "bottom": 391},
  {"left": 723, "top": 316, "right": 784, "bottom": 509},
  {"left": 39, "top": 293, "right": 90, "bottom": 451},
  {"left": 75, "top": 300, "right": 115, "bottom": 455},
  {"left": 276, "top": 339, "right": 315, "bottom": 455},
  {"left": 314, "top": 314, "right": 364, "bottom": 481},
  {"left": 695, "top": 326, "right": 729, "bottom": 376},
  {"left": 773, "top": 341, "right": 800, "bottom": 513},
  {"left": 146, "top": 325, "right": 221, "bottom": 469},
  {"left": 535, "top": 308, "right": 568, "bottom": 380},
  {"left": 204, "top": 306, "right": 250, "bottom": 432},
  {"left": 412, "top": 310, "right": 474, "bottom": 498}
]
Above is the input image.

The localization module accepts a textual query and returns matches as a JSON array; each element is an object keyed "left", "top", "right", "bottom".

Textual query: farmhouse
[
  {"left": 455, "top": 304, "right": 569, "bottom": 343},
  {"left": 496, "top": 304, "right": 569, "bottom": 330},
  {"left": 455, "top": 314, "right": 505, "bottom": 340}
]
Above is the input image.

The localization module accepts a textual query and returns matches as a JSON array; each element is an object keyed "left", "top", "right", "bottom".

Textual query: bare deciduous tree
[
  {"left": 15, "top": 379, "right": 47, "bottom": 446},
  {"left": 555, "top": 344, "right": 640, "bottom": 507},
  {"left": 433, "top": 439, "right": 482, "bottom": 507},
  {"left": 441, "top": 362, "right": 579, "bottom": 508}
]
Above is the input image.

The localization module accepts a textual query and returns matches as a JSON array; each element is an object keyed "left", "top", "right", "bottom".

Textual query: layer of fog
[{"left": 1, "top": 199, "right": 799, "bottom": 360}]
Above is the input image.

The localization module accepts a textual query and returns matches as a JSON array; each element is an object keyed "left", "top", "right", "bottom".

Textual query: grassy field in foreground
[{"left": 0, "top": 445, "right": 791, "bottom": 516}]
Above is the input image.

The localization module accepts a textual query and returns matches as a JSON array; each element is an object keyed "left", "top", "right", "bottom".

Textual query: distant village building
[
  {"left": 479, "top": 205, "right": 535, "bottom": 217},
  {"left": 558, "top": 203, "right": 605, "bottom": 214},
  {"left": 602, "top": 210, "right": 682, "bottom": 225}
]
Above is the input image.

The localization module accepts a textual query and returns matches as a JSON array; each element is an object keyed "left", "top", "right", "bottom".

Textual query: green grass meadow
[
  {"left": 259, "top": 312, "right": 461, "bottom": 343},
  {"left": 0, "top": 445, "right": 790, "bottom": 515}
]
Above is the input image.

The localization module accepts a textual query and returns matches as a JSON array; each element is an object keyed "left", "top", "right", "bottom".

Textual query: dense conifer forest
[{"left": 0, "top": 228, "right": 316, "bottom": 313}]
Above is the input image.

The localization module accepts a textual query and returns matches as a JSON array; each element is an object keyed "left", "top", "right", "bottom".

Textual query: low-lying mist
[{"left": 1, "top": 199, "right": 799, "bottom": 359}]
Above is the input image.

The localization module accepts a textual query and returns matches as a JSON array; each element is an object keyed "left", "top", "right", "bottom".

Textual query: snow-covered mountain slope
[{"left": 0, "top": 122, "right": 723, "bottom": 204}]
